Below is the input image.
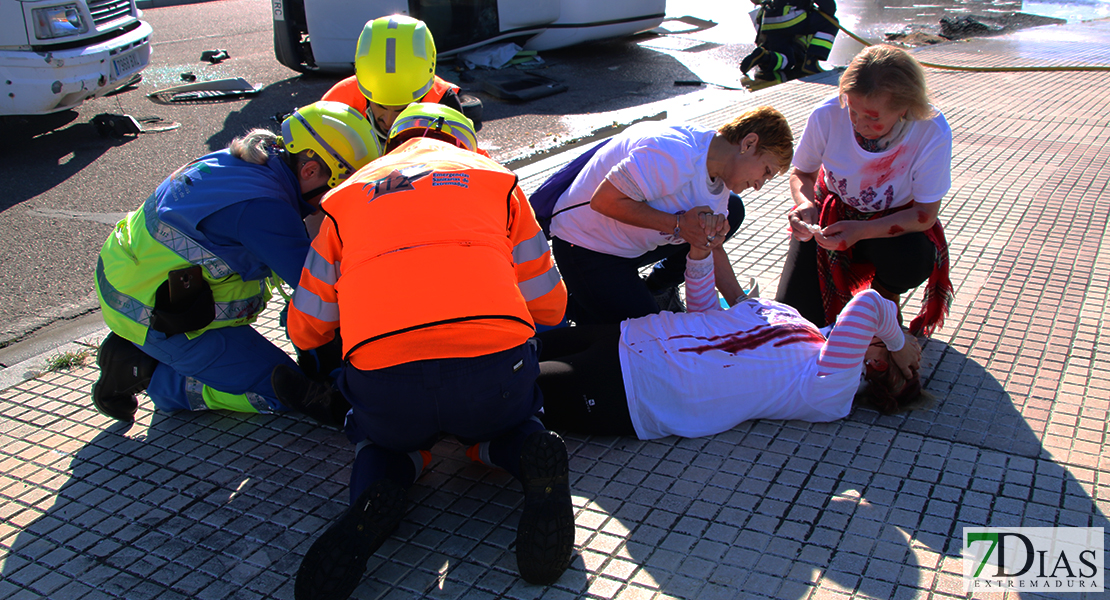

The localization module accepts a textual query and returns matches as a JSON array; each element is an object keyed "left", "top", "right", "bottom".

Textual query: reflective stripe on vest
[
  {"left": 762, "top": 7, "right": 806, "bottom": 30},
  {"left": 290, "top": 246, "right": 341, "bottom": 323},
  {"left": 518, "top": 266, "right": 562, "bottom": 303},
  {"left": 512, "top": 230, "right": 549, "bottom": 265},
  {"left": 144, "top": 196, "right": 236, "bottom": 280},
  {"left": 422, "top": 77, "right": 458, "bottom": 104},
  {"left": 511, "top": 230, "right": 560, "bottom": 302},
  {"left": 291, "top": 284, "right": 340, "bottom": 324},
  {"left": 320, "top": 138, "right": 537, "bottom": 366},
  {"left": 97, "top": 201, "right": 268, "bottom": 345}
]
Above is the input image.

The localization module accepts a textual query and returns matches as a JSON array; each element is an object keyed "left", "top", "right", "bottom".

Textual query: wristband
[{"left": 673, "top": 211, "right": 685, "bottom": 238}]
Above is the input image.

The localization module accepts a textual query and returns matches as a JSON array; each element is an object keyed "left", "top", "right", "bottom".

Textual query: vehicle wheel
[
  {"left": 273, "top": 0, "right": 313, "bottom": 73},
  {"left": 460, "top": 93, "right": 484, "bottom": 132}
]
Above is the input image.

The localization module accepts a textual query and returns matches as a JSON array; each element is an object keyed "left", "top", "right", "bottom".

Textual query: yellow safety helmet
[
  {"left": 387, "top": 103, "right": 478, "bottom": 153},
  {"left": 281, "top": 101, "right": 382, "bottom": 188},
  {"left": 354, "top": 15, "right": 437, "bottom": 107}
]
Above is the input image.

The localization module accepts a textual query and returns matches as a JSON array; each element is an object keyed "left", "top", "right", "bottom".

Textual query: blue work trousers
[
  {"left": 140, "top": 325, "right": 296, "bottom": 413},
  {"left": 339, "top": 341, "right": 545, "bottom": 504}
]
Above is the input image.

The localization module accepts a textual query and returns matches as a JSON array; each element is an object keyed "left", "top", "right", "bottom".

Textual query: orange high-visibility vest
[
  {"left": 288, "top": 137, "right": 566, "bottom": 371},
  {"left": 322, "top": 75, "right": 459, "bottom": 118}
]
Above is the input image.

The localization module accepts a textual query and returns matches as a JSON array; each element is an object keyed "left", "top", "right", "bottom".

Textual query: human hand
[
  {"left": 890, "top": 333, "right": 921, "bottom": 380},
  {"left": 688, "top": 212, "right": 727, "bottom": 260},
  {"left": 787, "top": 202, "right": 820, "bottom": 241},
  {"left": 699, "top": 212, "right": 728, "bottom": 248},
  {"left": 676, "top": 206, "right": 715, "bottom": 248},
  {"left": 814, "top": 220, "right": 865, "bottom": 251}
]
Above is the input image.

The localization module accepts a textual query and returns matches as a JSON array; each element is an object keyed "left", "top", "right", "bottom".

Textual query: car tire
[
  {"left": 460, "top": 93, "right": 484, "bottom": 132},
  {"left": 273, "top": 0, "right": 312, "bottom": 73}
]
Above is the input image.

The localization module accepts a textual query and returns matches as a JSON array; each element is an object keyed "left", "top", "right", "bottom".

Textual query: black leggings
[
  {"left": 535, "top": 324, "right": 635, "bottom": 436},
  {"left": 775, "top": 234, "right": 936, "bottom": 327}
]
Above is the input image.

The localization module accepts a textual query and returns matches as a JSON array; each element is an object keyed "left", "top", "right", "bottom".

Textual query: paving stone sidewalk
[{"left": 2, "top": 20, "right": 1109, "bottom": 600}]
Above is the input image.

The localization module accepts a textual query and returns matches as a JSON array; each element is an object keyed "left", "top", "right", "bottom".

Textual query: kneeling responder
[
  {"left": 321, "top": 15, "right": 474, "bottom": 147},
  {"left": 92, "top": 101, "right": 379, "bottom": 426},
  {"left": 277, "top": 103, "right": 573, "bottom": 600}
]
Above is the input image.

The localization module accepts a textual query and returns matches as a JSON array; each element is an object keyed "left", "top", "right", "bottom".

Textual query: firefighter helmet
[
  {"left": 281, "top": 101, "right": 381, "bottom": 187},
  {"left": 354, "top": 15, "right": 437, "bottom": 107},
  {"left": 387, "top": 103, "right": 478, "bottom": 152}
]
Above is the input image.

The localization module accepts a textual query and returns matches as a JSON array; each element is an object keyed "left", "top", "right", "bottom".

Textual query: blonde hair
[
  {"left": 228, "top": 128, "right": 330, "bottom": 182},
  {"left": 229, "top": 129, "right": 279, "bottom": 165},
  {"left": 718, "top": 106, "right": 794, "bottom": 175},
  {"left": 839, "top": 45, "right": 935, "bottom": 122}
]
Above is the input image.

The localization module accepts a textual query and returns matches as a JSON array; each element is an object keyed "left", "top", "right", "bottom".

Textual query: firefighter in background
[
  {"left": 277, "top": 104, "right": 573, "bottom": 600},
  {"left": 740, "top": 0, "right": 839, "bottom": 80},
  {"left": 91, "top": 101, "right": 379, "bottom": 426},
  {"left": 321, "top": 14, "right": 471, "bottom": 146}
]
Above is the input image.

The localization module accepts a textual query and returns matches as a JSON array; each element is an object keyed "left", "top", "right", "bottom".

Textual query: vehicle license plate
[{"left": 112, "top": 51, "right": 143, "bottom": 80}]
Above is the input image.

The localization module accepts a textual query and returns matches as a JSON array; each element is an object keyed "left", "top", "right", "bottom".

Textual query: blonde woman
[
  {"left": 91, "top": 102, "right": 376, "bottom": 425},
  {"left": 775, "top": 45, "right": 954, "bottom": 336}
]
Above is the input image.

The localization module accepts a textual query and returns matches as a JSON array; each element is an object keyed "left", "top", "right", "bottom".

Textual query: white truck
[
  {"left": 273, "top": 0, "right": 665, "bottom": 73},
  {"left": 0, "top": 0, "right": 152, "bottom": 115}
]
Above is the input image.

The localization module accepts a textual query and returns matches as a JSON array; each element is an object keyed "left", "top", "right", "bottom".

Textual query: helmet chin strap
[{"left": 302, "top": 184, "right": 331, "bottom": 204}]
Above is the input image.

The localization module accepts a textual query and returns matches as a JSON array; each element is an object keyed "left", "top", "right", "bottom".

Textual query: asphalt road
[
  {"left": 0, "top": 0, "right": 768, "bottom": 359},
  {"left": 0, "top": 0, "right": 1040, "bottom": 362}
]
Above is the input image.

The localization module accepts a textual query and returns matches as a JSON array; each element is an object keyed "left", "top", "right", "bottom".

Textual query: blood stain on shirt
[
  {"left": 862, "top": 145, "right": 908, "bottom": 189},
  {"left": 676, "top": 324, "right": 824, "bottom": 355}
]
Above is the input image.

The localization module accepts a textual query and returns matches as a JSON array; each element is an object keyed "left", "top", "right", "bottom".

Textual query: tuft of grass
[{"left": 43, "top": 348, "right": 92, "bottom": 372}]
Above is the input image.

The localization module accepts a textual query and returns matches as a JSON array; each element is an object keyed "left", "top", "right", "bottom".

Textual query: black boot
[
  {"left": 740, "top": 47, "right": 770, "bottom": 74},
  {"left": 294, "top": 479, "right": 407, "bottom": 600},
  {"left": 271, "top": 364, "right": 351, "bottom": 428},
  {"left": 644, "top": 270, "right": 685, "bottom": 313},
  {"left": 91, "top": 332, "right": 157, "bottom": 421},
  {"left": 800, "top": 56, "right": 826, "bottom": 75},
  {"left": 516, "top": 430, "right": 574, "bottom": 585},
  {"left": 651, "top": 285, "right": 686, "bottom": 313}
]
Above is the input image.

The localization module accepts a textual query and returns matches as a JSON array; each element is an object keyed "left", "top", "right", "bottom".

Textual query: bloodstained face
[
  {"left": 844, "top": 92, "right": 907, "bottom": 140},
  {"left": 863, "top": 338, "right": 906, "bottom": 396}
]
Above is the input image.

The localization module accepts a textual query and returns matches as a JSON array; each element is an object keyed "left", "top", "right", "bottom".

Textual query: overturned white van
[
  {"left": 0, "top": 0, "right": 152, "bottom": 115},
  {"left": 273, "top": 0, "right": 665, "bottom": 73}
]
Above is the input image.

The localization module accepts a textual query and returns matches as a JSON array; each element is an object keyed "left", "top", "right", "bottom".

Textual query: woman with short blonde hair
[
  {"left": 838, "top": 44, "right": 935, "bottom": 122},
  {"left": 776, "top": 45, "right": 954, "bottom": 337},
  {"left": 536, "top": 106, "right": 795, "bottom": 324}
]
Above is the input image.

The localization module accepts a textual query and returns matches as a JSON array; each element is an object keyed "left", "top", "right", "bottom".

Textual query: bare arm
[
  {"left": 713, "top": 246, "right": 745, "bottom": 305},
  {"left": 590, "top": 179, "right": 716, "bottom": 248}
]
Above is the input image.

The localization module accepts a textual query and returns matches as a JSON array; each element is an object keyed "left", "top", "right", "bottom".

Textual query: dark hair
[{"left": 855, "top": 347, "right": 932, "bottom": 414}]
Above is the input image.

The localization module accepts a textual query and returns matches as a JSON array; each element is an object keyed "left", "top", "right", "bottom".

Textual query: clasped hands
[
  {"left": 682, "top": 208, "right": 728, "bottom": 260},
  {"left": 787, "top": 202, "right": 865, "bottom": 251}
]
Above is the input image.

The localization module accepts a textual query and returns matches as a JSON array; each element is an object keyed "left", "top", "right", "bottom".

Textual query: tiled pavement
[{"left": 3, "top": 20, "right": 1110, "bottom": 600}]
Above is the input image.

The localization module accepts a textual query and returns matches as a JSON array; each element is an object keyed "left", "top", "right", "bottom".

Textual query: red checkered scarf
[{"left": 814, "top": 169, "right": 953, "bottom": 336}]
